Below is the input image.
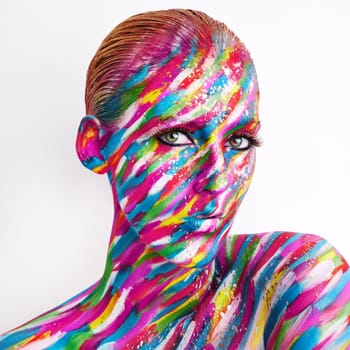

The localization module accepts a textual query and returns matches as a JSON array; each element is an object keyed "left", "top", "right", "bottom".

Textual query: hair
[{"left": 85, "top": 9, "right": 253, "bottom": 125}]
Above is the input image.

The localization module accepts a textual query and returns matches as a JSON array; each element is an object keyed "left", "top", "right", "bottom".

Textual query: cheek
[
  {"left": 221, "top": 148, "right": 255, "bottom": 208},
  {"left": 231, "top": 149, "right": 255, "bottom": 179},
  {"left": 113, "top": 142, "right": 196, "bottom": 220},
  {"left": 112, "top": 137, "right": 255, "bottom": 245},
  {"left": 225, "top": 149, "right": 256, "bottom": 201}
]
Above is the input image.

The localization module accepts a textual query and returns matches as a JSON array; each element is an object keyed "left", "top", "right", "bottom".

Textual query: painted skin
[
  {"left": 108, "top": 46, "right": 260, "bottom": 268},
  {"left": 1, "top": 24, "right": 350, "bottom": 350}
]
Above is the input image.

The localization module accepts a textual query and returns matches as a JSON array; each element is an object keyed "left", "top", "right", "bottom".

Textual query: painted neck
[{"left": 89, "top": 198, "right": 216, "bottom": 335}]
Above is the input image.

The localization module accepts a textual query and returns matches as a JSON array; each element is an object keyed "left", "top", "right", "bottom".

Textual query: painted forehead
[{"left": 105, "top": 43, "right": 259, "bottom": 146}]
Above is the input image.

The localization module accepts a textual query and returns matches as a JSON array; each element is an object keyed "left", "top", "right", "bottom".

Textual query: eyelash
[
  {"left": 231, "top": 132, "right": 263, "bottom": 148},
  {"left": 154, "top": 127, "right": 194, "bottom": 143},
  {"left": 154, "top": 127, "right": 263, "bottom": 148}
]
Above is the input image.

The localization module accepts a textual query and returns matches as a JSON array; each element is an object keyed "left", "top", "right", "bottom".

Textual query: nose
[{"left": 194, "top": 146, "right": 229, "bottom": 194}]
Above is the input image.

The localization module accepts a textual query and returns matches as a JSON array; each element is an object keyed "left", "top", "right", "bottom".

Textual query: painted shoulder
[
  {"left": 213, "top": 231, "right": 350, "bottom": 348},
  {"left": 0, "top": 283, "right": 96, "bottom": 350},
  {"left": 217, "top": 231, "right": 349, "bottom": 276}
]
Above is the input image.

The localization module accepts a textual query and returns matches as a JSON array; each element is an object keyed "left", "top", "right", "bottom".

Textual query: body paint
[
  {"left": 1, "top": 232, "right": 349, "bottom": 349},
  {"left": 1, "top": 9, "right": 350, "bottom": 350}
]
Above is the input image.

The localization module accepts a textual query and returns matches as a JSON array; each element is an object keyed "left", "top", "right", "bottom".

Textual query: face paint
[
  {"left": 104, "top": 45, "right": 260, "bottom": 267},
  {"left": 2, "top": 9, "right": 350, "bottom": 349}
]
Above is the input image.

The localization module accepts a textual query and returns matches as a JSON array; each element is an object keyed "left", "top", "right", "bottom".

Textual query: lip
[
  {"left": 193, "top": 213, "right": 224, "bottom": 219},
  {"left": 184, "top": 215, "right": 223, "bottom": 230}
]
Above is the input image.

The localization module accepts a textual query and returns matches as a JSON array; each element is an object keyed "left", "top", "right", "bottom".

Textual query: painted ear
[{"left": 76, "top": 115, "right": 108, "bottom": 174}]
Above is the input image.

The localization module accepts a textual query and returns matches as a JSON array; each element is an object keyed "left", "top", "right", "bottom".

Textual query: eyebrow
[
  {"left": 223, "top": 119, "right": 261, "bottom": 137},
  {"left": 146, "top": 115, "right": 260, "bottom": 139},
  {"left": 139, "top": 91, "right": 260, "bottom": 137}
]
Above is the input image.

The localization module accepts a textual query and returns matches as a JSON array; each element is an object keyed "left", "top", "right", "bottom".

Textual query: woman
[{"left": 1, "top": 9, "right": 349, "bottom": 349}]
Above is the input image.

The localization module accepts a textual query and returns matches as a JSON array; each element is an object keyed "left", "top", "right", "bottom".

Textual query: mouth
[
  {"left": 183, "top": 214, "right": 224, "bottom": 232},
  {"left": 195, "top": 214, "right": 224, "bottom": 219}
]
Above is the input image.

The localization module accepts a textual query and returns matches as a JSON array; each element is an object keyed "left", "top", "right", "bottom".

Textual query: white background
[{"left": 0, "top": 0, "right": 349, "bottom": 333}]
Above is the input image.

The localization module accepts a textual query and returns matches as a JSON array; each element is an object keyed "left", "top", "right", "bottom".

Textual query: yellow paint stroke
[
  {"left": 163, "top": 268, "right": 196, "bottom": 292},
  {"left": 318, "top": 248, "right": 337, "bottom": 264},
  {"left": 142, "top": 88, "right": 163, "bottom": 104},
  {"left": 90, "top": 292, "right": 119, "bottom": 330},
  {"left": 247, "top": 268, "right": 285, "bottom": 349},
  {"left": 211, "top": 287, "right": 234, "bottom": 330},
  {"left": 82, "top": 128, "right": 97, "bottom": 147},
  {"left": 159, "top": 195, "right": 198, "bottom": 228}
]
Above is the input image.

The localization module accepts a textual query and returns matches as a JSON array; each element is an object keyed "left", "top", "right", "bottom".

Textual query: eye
[
  {"left": 225, "top": 135, "right": 251, "bottom": 151},
  {"left": 157, "top": 130, "right": 193, "bottom": 146}
]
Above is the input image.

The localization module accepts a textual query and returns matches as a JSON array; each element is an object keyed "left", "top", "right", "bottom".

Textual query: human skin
[{"left": 1, "top": 9, "right": 350, "bottom": 350}]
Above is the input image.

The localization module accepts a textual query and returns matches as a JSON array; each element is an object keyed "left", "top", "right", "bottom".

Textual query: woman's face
[{"left": 103, "top": 46, "right": 260, "bottom": 267}]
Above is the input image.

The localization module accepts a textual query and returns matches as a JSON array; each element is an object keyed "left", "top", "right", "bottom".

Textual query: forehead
[{"left": 116, "top": 45, "right": 259, "bottom": 136}]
